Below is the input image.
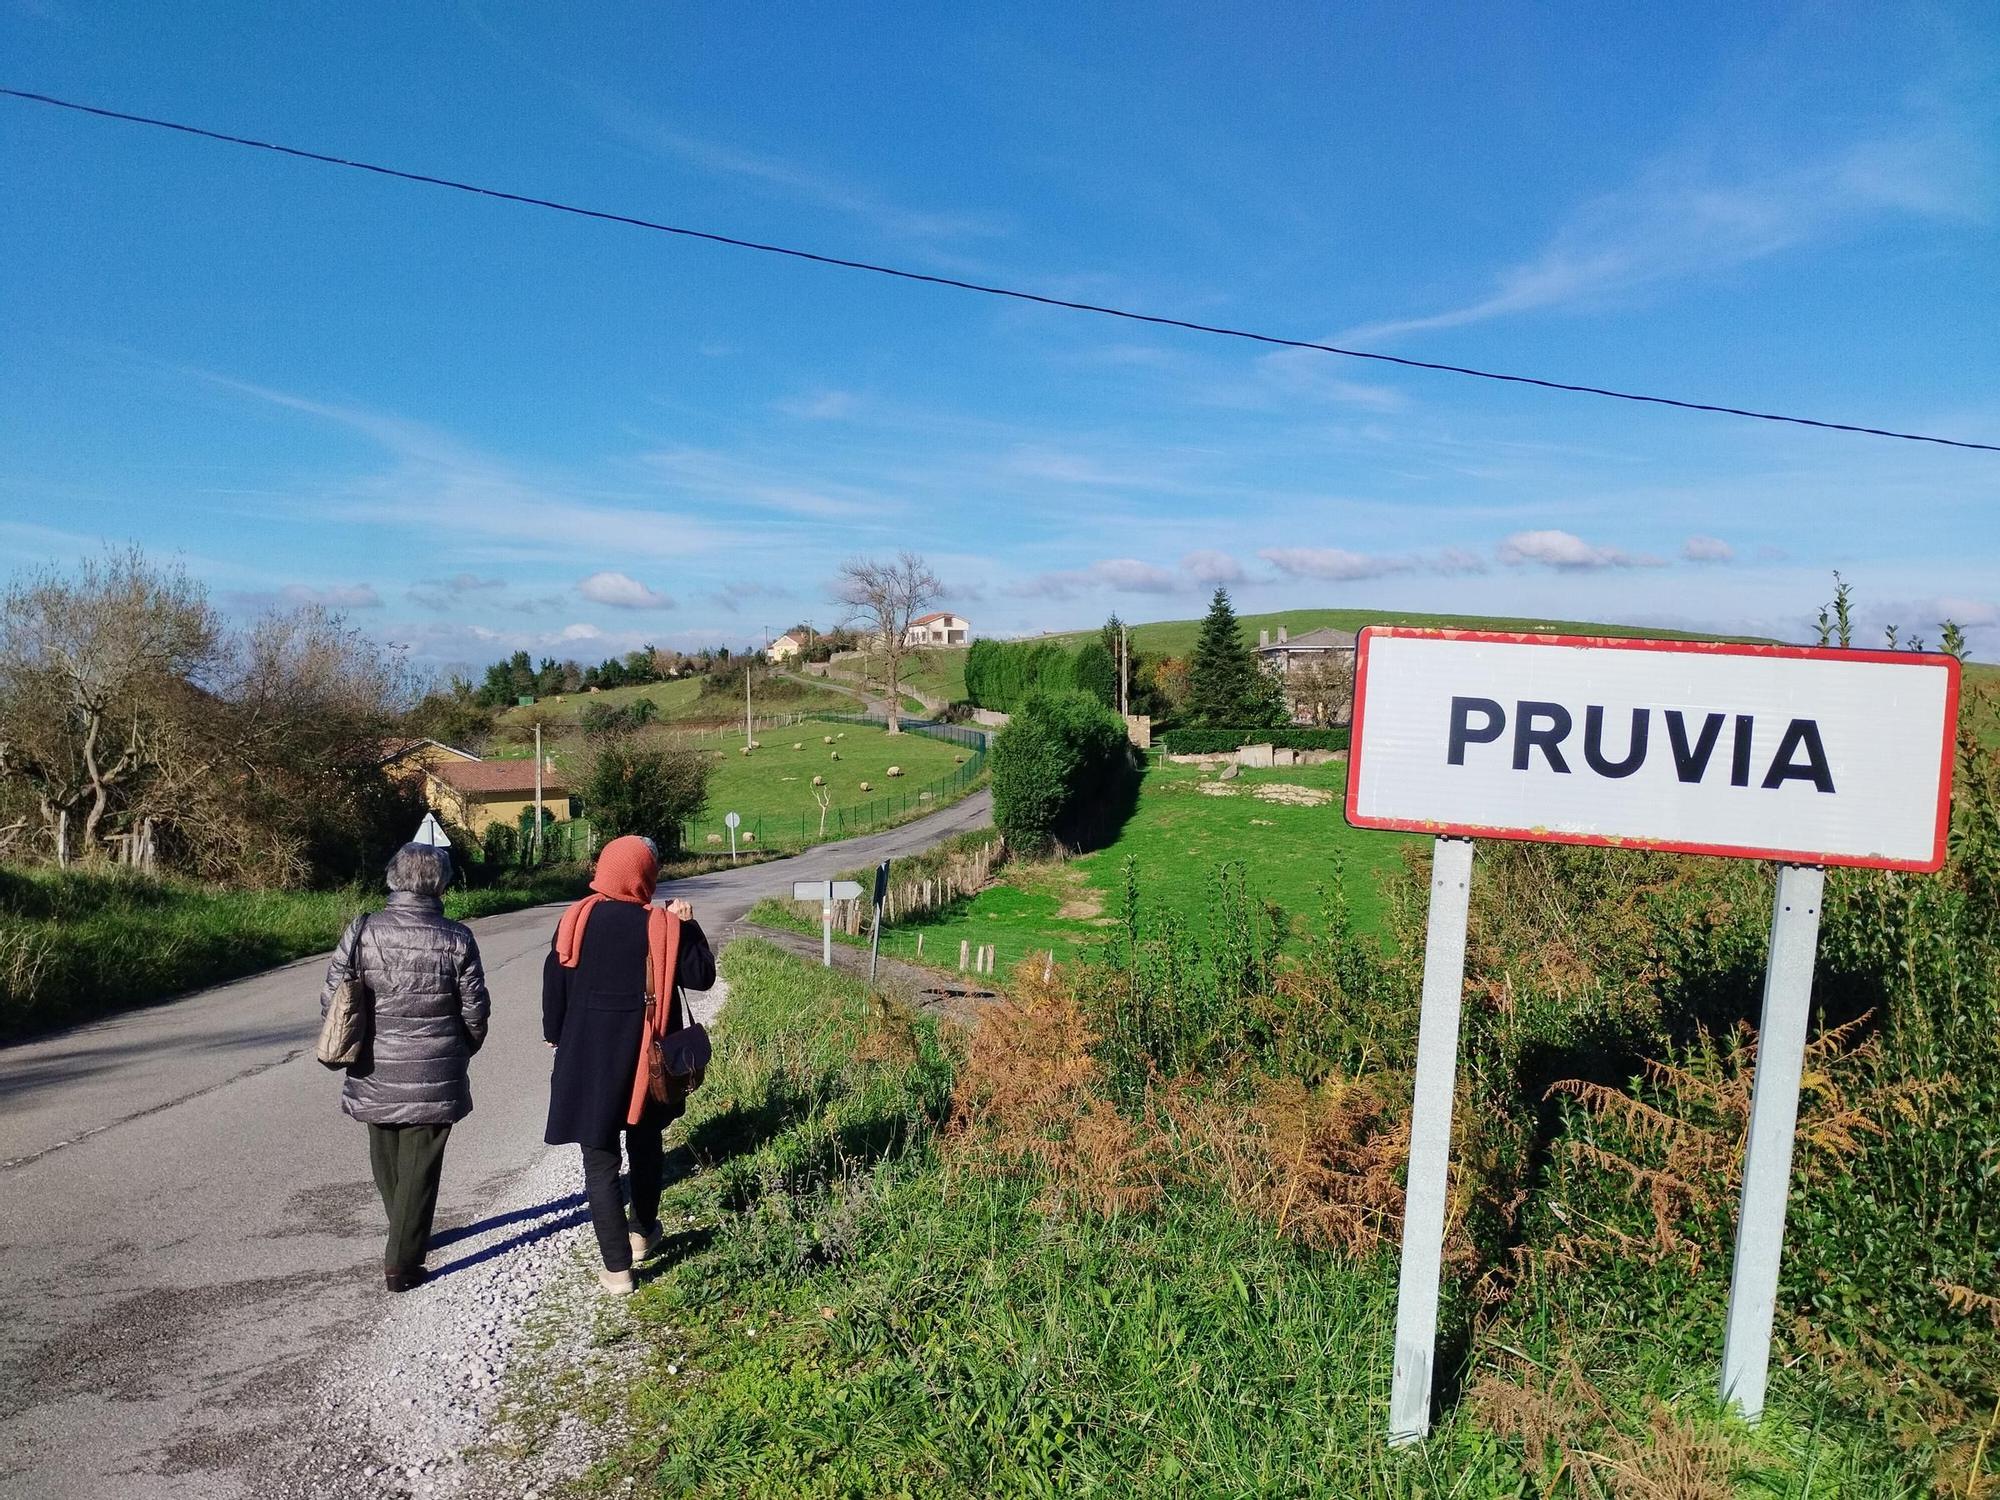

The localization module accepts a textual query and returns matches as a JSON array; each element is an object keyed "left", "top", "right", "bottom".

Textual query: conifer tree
[{"left": 1185, "top": 589, "right": 1286, "bottom": 727}]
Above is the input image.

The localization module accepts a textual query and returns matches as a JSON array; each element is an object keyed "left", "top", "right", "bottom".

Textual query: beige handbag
[{"left": 316, "top": 914, "right": 372, "bottom": 1070}]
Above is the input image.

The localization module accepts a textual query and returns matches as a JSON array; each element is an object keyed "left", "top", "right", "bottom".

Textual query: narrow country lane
[{"left": 0, "top": 790, "right": 991, "bottom": 1500}]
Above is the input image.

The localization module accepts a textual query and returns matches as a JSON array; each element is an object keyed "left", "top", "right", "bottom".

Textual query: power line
[{"left": 5, "top": 84, "right": 1996, "bottom": 456}]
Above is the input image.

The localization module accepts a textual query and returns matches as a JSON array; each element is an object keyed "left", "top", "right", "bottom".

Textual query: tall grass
[{"left": 0, "top": 862, "right": 591, "bottom": 1042}]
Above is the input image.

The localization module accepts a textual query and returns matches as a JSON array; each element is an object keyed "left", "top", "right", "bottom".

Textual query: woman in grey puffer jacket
[{"left": 319, "top": 843, "right": 491, "bottom": 1292}]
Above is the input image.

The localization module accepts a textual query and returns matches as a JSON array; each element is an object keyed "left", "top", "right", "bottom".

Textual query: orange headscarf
[{"left": 555, "top": 835, "right": 683, "bottom": 1125}]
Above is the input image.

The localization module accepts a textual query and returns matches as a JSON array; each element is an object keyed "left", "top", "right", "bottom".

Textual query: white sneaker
[
  {"left": 596, "top": 1268, "right": 635, "bottom": 1297},
  {"left": 629, "top": 1222, "right": 666, "bottom": 1262}
]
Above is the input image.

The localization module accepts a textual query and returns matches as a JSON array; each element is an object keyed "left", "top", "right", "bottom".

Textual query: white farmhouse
[
  {"left": 766, "top": 629, "right": 808, "bottom": 663},
  {"left": 904, "top": 612, "right": 972, "bottom": 647}
]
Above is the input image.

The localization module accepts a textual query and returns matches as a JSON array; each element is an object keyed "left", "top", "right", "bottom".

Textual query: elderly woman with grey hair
[{"left": 319, "top": 842, "right": 491, "bottom": 1292}]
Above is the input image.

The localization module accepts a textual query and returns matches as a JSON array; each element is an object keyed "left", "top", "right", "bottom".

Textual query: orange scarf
[{"left": 554, "top": 835, "right": 683, "bottom": 1125}]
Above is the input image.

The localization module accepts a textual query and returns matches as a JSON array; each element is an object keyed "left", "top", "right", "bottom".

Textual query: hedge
[
  {"left": 1157, "top": 727, "right": 1350, "bottom": 755},
  {"left": 990, "top": 691, "right": 1135, "bottom": 856},
  {"left": 964, "top": 639, "right": 1116, "bottom": 714}
]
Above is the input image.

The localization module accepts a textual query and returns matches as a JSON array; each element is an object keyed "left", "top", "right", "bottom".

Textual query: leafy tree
[
  {"left": 582, "top": 742, "right": 709, "bottom": 854},
  {"left": 1072, "top": 640, "right": 1117, "bottom": 710},
  {"left": 404, "top": 677, "right": 495, "bottom": 749},
  {"left": 1185, "top": 589, "right": 1286, "bottom": 728}
]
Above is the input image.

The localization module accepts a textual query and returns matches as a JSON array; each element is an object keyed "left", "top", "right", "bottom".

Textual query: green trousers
[{"left": 366, "top": 1122, "right": 452, "bottom": 1273}]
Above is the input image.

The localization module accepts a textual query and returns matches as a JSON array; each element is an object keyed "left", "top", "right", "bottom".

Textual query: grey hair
[{"left": 385, "top": 843, "right": 453, "bottom": 897}]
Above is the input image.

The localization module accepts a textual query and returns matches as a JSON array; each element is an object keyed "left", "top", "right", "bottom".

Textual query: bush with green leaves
[
  {"left": 964, "top": 639, "right": 1117, "bottom": 713},
  {"left": 989, "top": 690, "right": 1134, "bottom": 856},
  {"left": 582, "top": 741, "right": 710, "bottom": 854}
]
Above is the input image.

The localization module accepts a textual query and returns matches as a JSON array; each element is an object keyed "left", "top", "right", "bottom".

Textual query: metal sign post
[
  {"left": 793, "top": 879, "right": 863, "bottom": 968},
  {"left": 1719, "top": 862, "right": 1825, "bottom": 1420},
  {"left": 1388, "top": 836, "right": 1475, "bottom": 1446},
  {"left": 725, "top": 810, "right": 741, "bottom": 864},
  {"left": 869, "top": 860, "right": 891, "bottom": 985}
]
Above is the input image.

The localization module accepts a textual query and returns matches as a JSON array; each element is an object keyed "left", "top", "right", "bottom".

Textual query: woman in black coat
[
  {"left": 543, "top": 835, "right": 715, "bottom": 1295},
  {"left": 320, "top": 843, "right": 489, "bottom": 1292}
]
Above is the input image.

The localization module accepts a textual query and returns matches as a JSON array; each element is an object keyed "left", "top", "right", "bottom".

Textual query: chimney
[
  {"left": 1278, "top": 625, "right": 1288, "bottom": 643},
  {"left": 1258, "top": 629, "right": 1269, "bottom": 648}
]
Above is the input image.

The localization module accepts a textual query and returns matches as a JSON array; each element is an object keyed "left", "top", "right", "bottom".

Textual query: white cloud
[
  {"left": 1342, "top": 120, "right": 1986, "bottom": 344},
  {"left": 1180, "top": 549, "right": 1247, "bottom": 585},
  {"left": 1008, "top": 557, "right": 1187, "bottom": 600},
  {"left": 1259, "top": 547, "right": 1408, "bottom": 582},
  {"left": 577, "top": 571, "right": 674, "bottom": 610},
  {"left": 1499, "top": 530, "right": 1666, "bottom": 570},
  {"left": 1682, "top": 535, "right": 1736, "bottom": 563},
  {"left": 225, "top": 582, "right": 382, "bottom": 611}
]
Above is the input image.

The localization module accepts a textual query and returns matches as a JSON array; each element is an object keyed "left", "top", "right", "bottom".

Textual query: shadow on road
[
  {"left": 426, "top": 1202, "right": 594, "bottom": 1280},
  {"left": 428, "top": 1191, "right": 586, "bottom": 1251}
]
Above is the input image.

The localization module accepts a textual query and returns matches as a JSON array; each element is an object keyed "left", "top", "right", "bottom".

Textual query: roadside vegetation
[{"left": 549, "top": 888, "right": 1989, "bottom": 1495}]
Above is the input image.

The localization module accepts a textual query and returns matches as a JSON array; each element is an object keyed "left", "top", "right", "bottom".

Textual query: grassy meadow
[
  {"left": 757, "top": 754, "right": 1415, "bottom": 970},
  {"left": 688, "top": 719, "right": 979, "bottom": 850},
  {"left": 516, "top": 939, "right": 1927, "bottom": 1497}
]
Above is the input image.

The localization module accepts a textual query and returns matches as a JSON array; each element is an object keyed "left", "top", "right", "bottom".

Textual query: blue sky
[{"left": 3, "top": 2, "right": 1997, "bottom": 672}]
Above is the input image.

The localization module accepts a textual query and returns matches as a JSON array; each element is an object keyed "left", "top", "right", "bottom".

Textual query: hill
[{"left": 1034, "top": 605, "right": 1767, "bottom": 659}]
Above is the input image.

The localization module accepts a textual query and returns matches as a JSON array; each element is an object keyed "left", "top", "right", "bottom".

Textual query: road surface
[{"left": 0, "top": 790, "right": 990, "bottom": 1499}]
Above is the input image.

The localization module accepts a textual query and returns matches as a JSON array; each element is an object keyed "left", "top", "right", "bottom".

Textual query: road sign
[
  {"left": 413, "top": 813, "right": 451, "bottom": 849},
  {"left": 724, "top": 811, "right": 741, "bottom": 829},
  {"left": 793, "top": 880, "right": 863, "bottom": 901},
  {"left": 724, "top": 810, "right": 741, "bottom": 862},
  {"left": 1353, "top": 628, "right": 1960, "bottom": 1445},
  {"left": 1347, "top": 628, "right": 1958, "bottom": 871}
]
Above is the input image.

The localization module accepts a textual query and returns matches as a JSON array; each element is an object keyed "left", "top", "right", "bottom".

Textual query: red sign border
[{"left": 1343, "top": 626, "right": 1961, "bottom": 873}]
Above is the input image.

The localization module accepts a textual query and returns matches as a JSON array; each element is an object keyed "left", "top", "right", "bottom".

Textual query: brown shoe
[{"left": 628, "top": 1221, "right": 666, "bottom": 1262}]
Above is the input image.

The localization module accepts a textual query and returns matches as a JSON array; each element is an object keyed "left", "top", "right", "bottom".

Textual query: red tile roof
[{"left": 429, "top": 759, "right": 567, "bottom": 796}]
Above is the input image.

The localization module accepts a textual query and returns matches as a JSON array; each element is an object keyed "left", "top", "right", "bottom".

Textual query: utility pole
[
  {"left": 532, "top": 722, "right": 545, "bottom": 863},
  {"left": 744, "top": 656, "right": 754, "bottom": 749}
]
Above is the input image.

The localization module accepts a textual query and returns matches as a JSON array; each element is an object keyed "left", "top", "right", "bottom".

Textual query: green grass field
[
  {"left": 493, "top": 674, "right": 853, "bottom": 734},
  {"left": 1037, "top": 605, "right": 1766, "bottom": 659},
  {"left": 760, "top": 755, "right": 1415, "bottom": 971},
  {"left": 816, "top": 647, "right": 970, "bottom": 707},
  {"left": 688, "top": 719, "right": 980, "bottom": 850}
]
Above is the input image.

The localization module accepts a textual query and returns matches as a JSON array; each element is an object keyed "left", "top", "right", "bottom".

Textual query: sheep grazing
[
  {"left": 885, "top": 765, "right": 903, "bottom": 778},
  {"left": 859, "top": 781, "right": 872, "bottom": 793},
  {"left": 830, "top": 750, "right": 841, "bottom": 760},
  {"left": 812, "top": 774, "right": 826, "bottom": 786},
  {"left": 705, "top": 833, "right": 723, "bottom": 845},
  {"left": 792, "top": 742, "right": 804, "bottom": 751},
  {"left": 823, "top": 735, "right": 835, "bottom": 744}
]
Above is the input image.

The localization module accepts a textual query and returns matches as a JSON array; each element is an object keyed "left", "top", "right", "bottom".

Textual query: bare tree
[
  {"left": 832, "top": 552, "right": 940, "bottom": 734},
  {"left": 0, "top": 550, "right": 220, "bottom": 863},
  {"left": 1285, "top": 652, "right": 1356, "bottom": 728}
]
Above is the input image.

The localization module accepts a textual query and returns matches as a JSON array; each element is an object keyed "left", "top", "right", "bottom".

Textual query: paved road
[{"left": 0, "top": 790, "right": 990, "bottom": 1499}]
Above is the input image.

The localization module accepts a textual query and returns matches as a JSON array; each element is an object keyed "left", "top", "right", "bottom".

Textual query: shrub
[
  {"left": 582, "top": 742, "right": 709, "bottom": 854},
  {"left": 989, "top": 691, "right": 1134, "bottom": 856},
  {"left": 1157, "top": 727, "right": 1350, "bottom": 755},
  {"left": 579, "top": 696, "right": 659, "bottom": 738}
]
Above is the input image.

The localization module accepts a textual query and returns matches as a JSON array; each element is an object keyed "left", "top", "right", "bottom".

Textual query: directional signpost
[
  {"left": 795, "top": 879, "right": 865, "bottom": 967},
  {"left": 413, "top": 812, "right": 452, "bottom": 849},
  {"left": 869, "top": 859, "right": 891, "bottom": 985},
  {"left": 1344, "top": 627, "right": 1959, "bottom": 1445},
  {"left": 724, "top": 810, "right": 741, "bottom": 864}
]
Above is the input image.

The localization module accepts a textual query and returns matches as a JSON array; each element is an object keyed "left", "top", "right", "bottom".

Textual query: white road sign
[
  {"left": 413, "top": 812, "right": 451, "bottom": 849},
  {"left": 725, "top": 811, "right": 741, "bottom": 829},
  {"left": 793, "top": 880, "right": 864, "bottom": 902},
  {"left": 1346, "top": 628, "right": 1958, "bottom": 871}
]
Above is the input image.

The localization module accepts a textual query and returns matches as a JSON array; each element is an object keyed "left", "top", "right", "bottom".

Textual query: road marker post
[
  {"left": 1343, "top": 627, "right": 1959, "bottom": 1445},
  {"left": 869, "top": 859, "right": 891, "bottom": 985},
  {"left": 725, "top": 810, "right": 741, "bottom": 864},
  {"left": 795, "top": 879, "right": 863, "bottom": 968}
]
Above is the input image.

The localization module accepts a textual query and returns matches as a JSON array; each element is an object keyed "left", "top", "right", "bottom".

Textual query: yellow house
[
  {"left": 766, "top": 629, "right": 807, "bottom": 663},
  {"left": 424, "top": 758, "right": 573, "bottom": 835}
]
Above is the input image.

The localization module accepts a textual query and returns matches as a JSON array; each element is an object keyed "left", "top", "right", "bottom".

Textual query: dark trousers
[
  {"left": 580, "top": 1125, "right": 664, "bottom": 1272},
  {"left": 367, "top": 1122, "right": 452, "bottom": 1273}
]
